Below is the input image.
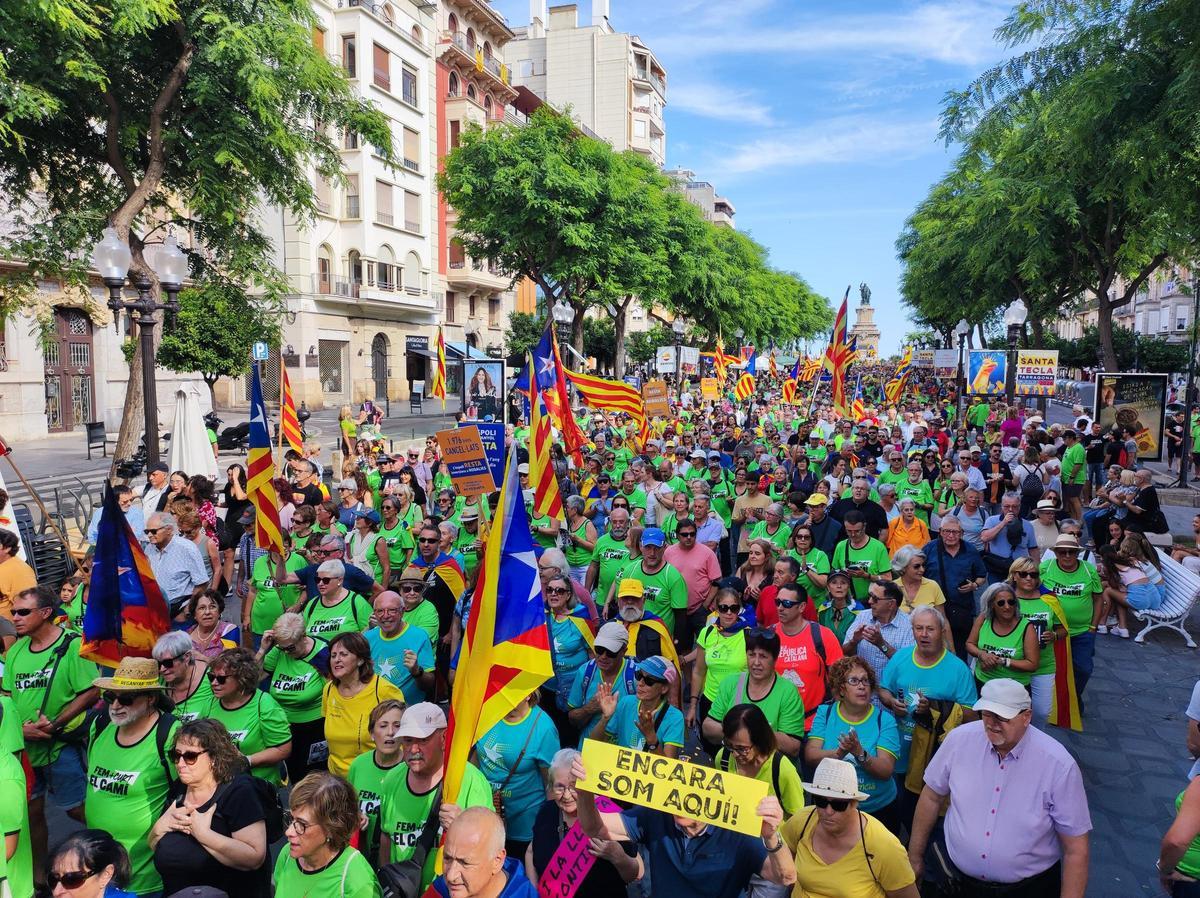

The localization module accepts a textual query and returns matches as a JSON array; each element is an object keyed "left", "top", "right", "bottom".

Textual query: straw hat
[
  {"left": 1050, "top": 534, "right": 1082, "bottom": 553},
  {"left": 93, "top": 657, "right": 165, "bottom": 692},
  {"left": 802, "top": 758, "right": 869, "bottom": 801}
]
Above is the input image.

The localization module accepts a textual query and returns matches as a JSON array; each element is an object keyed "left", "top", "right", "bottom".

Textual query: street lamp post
[
  {"left": 93, "top": 227, "right": 187, "bottom": 468},
  {"left": 551, "top": 298, "right": 573, "bottom": 405},
  {"left": 672, "top": 317, "right": 686, "bottom": 398},
  {"left": 1004, "top": 298, "right": 1029, "bottom": 409},
  {"left": 955, "top": 318, "right": 970, "bottom": 423}
]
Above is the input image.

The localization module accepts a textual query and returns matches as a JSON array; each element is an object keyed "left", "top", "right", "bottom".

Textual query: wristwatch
[{"left": 644, "top": 741, "right": 660, "bottom": 752}]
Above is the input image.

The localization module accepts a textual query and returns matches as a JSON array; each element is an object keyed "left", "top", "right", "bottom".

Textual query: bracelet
[
  {"left": 1004, "top": 657, "right": 1011, "bottom": 668},
  {"left": 765, "top": 835, "right": 785, "bottom": 853}
]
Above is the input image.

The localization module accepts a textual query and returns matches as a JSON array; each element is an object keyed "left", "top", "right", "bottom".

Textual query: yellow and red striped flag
[
  {"left": 768, "top": 351, "right": 778, "bottom": 380},
  {"left": 734, "top": 352, "right": 757, "bottom": 401},
  {"left": 529, "top": 353, "right": 564, "bottom": 520},
  {"left": 247, "top": 364, "right": 283, "bottom": 553},
  {"left": 800, "top": 357, "right": 822, "bottom": 382},
  {"left": 279, "top": 364, "right": 303, "bottom": 453},
  {"left": 431, "top": 325, "right": 447, "bottom": 408}
]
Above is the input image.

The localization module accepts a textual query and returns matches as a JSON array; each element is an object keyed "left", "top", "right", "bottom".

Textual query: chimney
[
  {"left": 529, "top": 0, "right": 547, "bottom": 38},
  {"left": 592, "top": 0, "right": 610, "bottom": 27}
]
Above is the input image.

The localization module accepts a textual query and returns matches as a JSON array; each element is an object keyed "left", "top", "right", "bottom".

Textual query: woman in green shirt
[
  {"left": 966, "top": 583, "right": 1040, "bottom": 688},
  {"left": 787, "top": 525, "right": 830, "bottom": 605},
  {"left": 258, "top": 612, "right": 332, "bottom": 784},
  {"left": 658, "top": 491, "right": 691, "bottom": 545},
  {"left": 275, "top": 773, "right": 380, "bottom": 898},
  {"left": 1009, "top": 556, "right": 1067, "bottom": 728},
  {"left": 563, "top": 496, "right": 597, "bottom": 581},
  {"left": 377, "top": 497, "right": 415, "bottom": 583},
  {"left": 686, "top": 587, "right": 748, "bottom": 753},
  {"left": 714, "top": 703, "right": 804, "bottom": 818},
  {"left": 346, "top": 700, "right": 406, "bottom": 869},
  {"left": 749, "top": 502, "right": 792, "bottom": 554}
]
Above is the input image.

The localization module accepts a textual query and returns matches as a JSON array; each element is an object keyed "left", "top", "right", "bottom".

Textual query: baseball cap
[
  {"left": 617, "top": 578, "right": 645, "bottom": 598},
  {"left": 690, "top": 449, "right": 706, "bottom": 459},
  {"left": 826, "top": 569, "right": 853, "bottom": 584},
  {"left": 640, "top": 528, "right": 666, "bottom": 547},
  {"left": 352, "top": 508, "right": 381, "bottom": 525},
  {"left": 708, "top": 450, "right": 722, "bottom": 461},
  {"left": 636, "top": 655, "right": 677, "bottom": 685},
  {"left": 148, "top": 462, "right": 169, "bottom": 474},
  {"left": 396, "top": 702, "right": 447, "bottom": 738},
  {"left": 594, "top": 621, "right": 629, "bottom": 653},
  {"left": 237, "top": 506, "right": 256, "bottom": 525},
  {"left": 517, "top": 463, "right": 530, "bottom": 474},
  {"left": 972, "top": 678, "right": 1032, "bottom": 719},
  {"left": 804, "top": 495, "right": 827, "bottom": 506}
]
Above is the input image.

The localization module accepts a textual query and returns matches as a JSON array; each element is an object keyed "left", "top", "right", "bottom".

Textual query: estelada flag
[
  {"left": 247, "top": 363, "right": 284, "bottom": 553},
  {"left": 81, "top": 483, "right": 170, "bottom": 666}
]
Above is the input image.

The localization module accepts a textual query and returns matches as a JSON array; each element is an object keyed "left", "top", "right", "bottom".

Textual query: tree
[
  {"left": 583, "top": 318, "right": 616, "bottom": 372},
  {"left": 626, "top": 325, "right": 671, "bottom": 367},
  {"left": 157, "top": 282, "right": 281, "bottom": 407},
  {"left": 503, "top": 311, "right": 544, "bottom": 367},
  {"left": 0, "top": 0, "right": 392, "bottom": 468}
]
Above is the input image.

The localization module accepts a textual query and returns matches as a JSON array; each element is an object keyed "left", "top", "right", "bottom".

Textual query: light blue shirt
[
  {"left": 87, "top": 506, "right": 146, "bottom": 544},
  {"left": 606, "top": 694, "right": 685, "bottom": 751},
  {"left": 365, "top": 623, "right": 434, "bottom": 703}
]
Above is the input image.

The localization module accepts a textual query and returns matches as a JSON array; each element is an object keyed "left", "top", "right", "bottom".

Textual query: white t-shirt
[{"left": 1188, "top": 680, "right": 1200, "bottom": 779}]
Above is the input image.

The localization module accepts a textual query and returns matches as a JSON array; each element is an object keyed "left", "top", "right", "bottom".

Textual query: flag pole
[{"left": 276, "top": 352, "right": 285, "bottom": 466}]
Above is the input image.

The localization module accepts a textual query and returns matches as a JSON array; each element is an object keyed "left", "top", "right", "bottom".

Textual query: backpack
[
  {"left": 579, "top": 658, "right": 637, "bottom": 699},
  {"left": 1020, "top": 464, "right": 1045, "bottom": 501},
  {"left": 90, "top": 710, "right": 177, "bottom": 784},
  {"left": 714, "top": 747, "right": 784, "bottom": 800},
  {"left": 303, "top": 591, "right": 366, "bottom": 629}
]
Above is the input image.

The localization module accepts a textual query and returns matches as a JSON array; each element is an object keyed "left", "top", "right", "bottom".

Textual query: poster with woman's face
[{"left": 464, "top": 360, "right": 505, "bottom": 420}]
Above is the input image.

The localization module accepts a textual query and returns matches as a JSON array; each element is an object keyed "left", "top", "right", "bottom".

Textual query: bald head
[
  {"left": 443, "top": 807, "right": 506, "bottom": 897},
  {"left": 450, "top": 806, "right": 506, "bottom": 856}
]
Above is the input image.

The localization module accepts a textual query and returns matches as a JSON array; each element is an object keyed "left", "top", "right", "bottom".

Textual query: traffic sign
[{"left": 252, "top": 341, "right": 269, "bottom": 361}]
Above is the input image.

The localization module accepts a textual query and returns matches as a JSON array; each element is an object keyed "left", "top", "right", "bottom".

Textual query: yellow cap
[{"left": 617, "top": 578, "right": 645, "bottom": 599}]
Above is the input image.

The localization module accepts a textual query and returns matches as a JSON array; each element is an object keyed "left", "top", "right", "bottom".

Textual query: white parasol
[{"left": 168, "top": 383, "right": 218, "bottom": 480}]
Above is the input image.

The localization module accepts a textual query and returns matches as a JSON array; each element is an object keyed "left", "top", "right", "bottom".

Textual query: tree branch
[
  {"left": 1116, "top": 252, "right": 1169, "bottom": 307},
  {"left": 100, "top": 90, "right": 136, "bottom": 193}
]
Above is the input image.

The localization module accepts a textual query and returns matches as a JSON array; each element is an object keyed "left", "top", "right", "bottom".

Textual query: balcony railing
[
  {"left": 402, "top": 157, "right": 420, "bottom": 172},
  {"left": 404, "top": 219, "right": 420, "bottom": 232},
  {"left": 447, "top": 32, "right": 510, "bottom": 84},
  {"left": 449, "top": 259, "right": 466, "bottom": 269},
  {"left": 376, "top": 211, "right": 393, "bottom": 225},
  {"left": 334, "top": 277, "right": 361, "bottom": 298},
  {"left": 315, "top": 198, "right": 332, "bottom": 215}
]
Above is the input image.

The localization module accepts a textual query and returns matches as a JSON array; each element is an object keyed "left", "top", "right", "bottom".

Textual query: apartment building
[
  {"left": 664, "top": 167, "right": 736, "bottom": 229},
  {"left": 1055, "top": 265, "right": 1196, "bottom": 344},
  {"left": 505, "top": 1, "right": 668, "bottom": 167}
]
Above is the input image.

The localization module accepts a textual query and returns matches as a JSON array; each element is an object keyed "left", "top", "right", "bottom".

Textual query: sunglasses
[
  {"left": 1013, "top": 571, "right": 1037, "bottom": 578},
  {"left": 168, "top": 748, "right": 208, "bottom": 766},
  {"left": 399, "top": 584, "right": 424, "bottom": 593},
  {"left": 715, "top": 603, "right": 741, "bottom": 613},
  {"left": 594, "top": 646, "right": 621, "bottom": 658},
  {"left": 776, "top": 599, "right": 803, "bottom": 609},
  {"left": 418, "top": 537, "right": 439, "bottom": 544},
  {"left": 635, "top": 672, "right": 667, "bottom": 686},
  {"left": 993, "top": 598, "right": 1016, "bottom": 607},
  {"left": 144, "top": 527, "right": 162, "bottom": 535},
  {"left": 206, "top": 673, "right": 229, "bottom": 685},
  {"left": 546, "top": 586, "right": 571, "bottom": 595},
  {"left": 47, "top": 870, "right": 96, "bottom": 891},
  {"left": 811, "top": 795, "right": 852, "bottom": 811},
  {"left": 315, "top": 576, "right": 338, "bottom": 584},
  {"left": 11, "top": 607, "right": 43, "bottom": 617}
]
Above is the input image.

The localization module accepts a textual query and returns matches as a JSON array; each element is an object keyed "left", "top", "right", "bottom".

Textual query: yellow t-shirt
[
  {"left": 781, "top": 808, "right": 916, "bottom": 898},
  {"left": 900, "top": 577, "right": 946, "bottom": 615},
  {"left": 322, "top": 675, "right": 405, "bottom": 778}
]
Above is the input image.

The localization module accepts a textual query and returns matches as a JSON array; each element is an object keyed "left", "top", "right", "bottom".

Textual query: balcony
[
  {"left": 402, "top": 157, "right": 420, "bottom": 173},
  {"left": 440, "top": 31, "right": 516, "bottom": 94},
  {"left": 634, "top": 67, "right": 666, "bottom": 98},
  {"left": 446, "top": 94, "right": 489, "bottom": 129},
  {"left": 334, "top": 0, "right": 429, "bottom": 52},
  {"left": 376, "top": 211, "right": 393, "bottom": 226},
  {"left": 447, "top": 256, "right": 510, "bottom": 292}
]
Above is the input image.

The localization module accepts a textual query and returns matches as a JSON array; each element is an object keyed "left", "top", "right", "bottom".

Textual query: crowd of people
[{"left": 3, "top": 378, "right": 1198, "bottom": 898}]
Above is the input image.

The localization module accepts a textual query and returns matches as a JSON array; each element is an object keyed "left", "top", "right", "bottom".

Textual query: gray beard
[{"left": 618, "top": 605, "right": 642, "bottom": 622}]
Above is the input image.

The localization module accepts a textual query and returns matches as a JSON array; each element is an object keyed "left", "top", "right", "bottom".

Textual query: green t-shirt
[
  {"left": 895, "top": 479, "right": 934, "bottom": 523},
  {"left": 403, "top": 600, "right": 440, "bottom": 651},
  {"left": 0, "top": 749, "right": 30, "bottom": 898},
  {"left": 749, "top": 520, "right": 791, "bottom": 554},
  {"left": 1018, "top": 596, "right": 1057, "bottom": 675},
  {"left": 876, "top": 469, "right": 908, "bottom": 489},
  {"left": 303, "top": 591, "right": 374, "bottom": 639},
  {"left": 529, "top": 512, "right": 558, "bottom": 550},
  {"left": 85, "top": 716, "right": 180, "bottom": 895},
  {"left": 1061, "top": 442, "right": 1087, "bottom": 485},
  {"left": 61, "top": 589, "right": 85, "bottom": 634},
  {"left": 830, "top": 538, "right": 892, "bottom": 601},
  {"left": 0, "top": 697, "right": 21, "bottom": 755},
  {"left": 379, "top": 763, "right": 493, "bottom": 887},
  {"left": 619, "top": 560, "right": 688, "bottom": 636},
  {"left": 273, "top": 846, "right": 380, "bottom": 898},
  {"left": 969, "top": 403, "right": 991, "bottom": 427},
  {"left": 617, "top": 488, "right": 648, "bottom": 517},
  {"left": 1039, "top": 559, "right": 1102, "bottom": 636},
  {"left": 250, "top": 553, "right": 307, "bottom": 635},
  {"left": 346, "top": 752, "right": 403, "bottom": 868},
  {"left": 378, "top": 521, "right": 415, "bottom": 571},
  {"left": 709, "top": 672, "right": 806, "bottom": 739},
  {"left": 263, "top": 637, "right": 330, "bottom": 723},
  {"left": 2, "top": 631, "right": 98, "bottom": 766},
  {"left": 975, "top": 618, "right": 1033, "bottom": 685},
  {"left": 788, "top": 548, "right": 831, "bottom": 603},
  {"left": 590, "top": 534, "right": 631, "bottom": 602},
  {"left": 208, "top": 692, "right": 292, "bottom": 785},
  {"left": 696, "top": 627, "right": 748, "bottom": 701},
  {"left": 174, "top": 675, "right": 215, "bottom": 723}
]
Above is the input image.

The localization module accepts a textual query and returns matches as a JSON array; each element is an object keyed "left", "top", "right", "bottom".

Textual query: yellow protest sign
[
  {"left": 700, "top": 377, "right": 719, "bottom": 399},
  {"left": 579, "top": 739, "right": 767, "bottom": 836},
  {"left": 642, "top": 380, "right": 670, "bottom": 417}
]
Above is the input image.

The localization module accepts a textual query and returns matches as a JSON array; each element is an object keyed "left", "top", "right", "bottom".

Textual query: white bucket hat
[{"left": 801, "top": 758, "right": 868, "bottom": 802}]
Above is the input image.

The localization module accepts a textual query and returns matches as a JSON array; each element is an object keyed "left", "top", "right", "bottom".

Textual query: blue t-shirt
[
  {"left": 567, "top": 659, "right": 636, "bottom": 749},
  {"left": 620, "top": 807, "right": 766, "bottom": 898},
  {"left": 809, "top": 703, "right": 901, "bottom": 812},
  {"left": 365, "top": 624, "right": 435, "bottom": 703},
  {"left": 548, "top": 614, "right": 592, "bottom": 692},
  {"left": 879, "top": 647, "right": 978, "bottom": 773},
  {"left": 474, "top": 707, "right": 560, "bottom": 842},
  {"left": 605, "top": 695, "right": 685, "bottom": 751}
]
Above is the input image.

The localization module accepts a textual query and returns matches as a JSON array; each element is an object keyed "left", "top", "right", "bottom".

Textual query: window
[
  {"left": 312, "top": 28, "right": 325, "bottom": 53},
  {"left": 519, "top": 59, "right": 533, "bottom": 77},
  {"left": 314, "top": 175, "right": 333, "bottom": 214},
  {"left": 450, "top": 119, "right": 461, "bottom": 148},
  {"left": 404, "top": 190, "right": 420, "bottom": 232},
  {"left": 375, "top": 179, "right": 393, "bottom": 225},
  {"left": 448, "top": 72, "right": 460, "bottom": 97},
  {"left": 1178, "top": 304, "right": 1189, "bottom": 330},
  {"left": 317, "top": 252, "right": 332, "bottom": 293},
  {"left": 373, "top": 43, "right": 390, "bottom": 90},
  {"left": 489, "top": 297, "right": 500, "bottom": 327},
  {"left": 345, "top": 174, "right": 360, "bottom": 218},
  {"left": 469, "top": 295, "right": 477, "bottom": 318},
  {"left": 448, "top": 13, "right": 458, "bottom": 34},
  {"left": 411, "top": 24, "right": 422, "bottom": 44},
  {"left": 466, "top": 84, "right": 477, "bottom": 101},
  {"left": 1162, "top": 308, "right": 1171, "bottom": 331},
  {"left": 402, "top": 127, "right": 420, "bottom": 171},
  {"left": 633, "top": 119, "right": 647, "bottom": 138},
  {"left": 466, "top": 28, "right": 476, "bottom": 50},
  {"left": 343, "top": 129, "right": 359, "bottom": 149},
  {"left": 445, "top": 291, "right": 456, "bottom": 323},
  {"left": 341, "top": 35, "right": 356, "bottom": 77},
  {"left": 402, "top": 66, "right": 418, "bottom": 106},
  {"left": 381, "top": 3, "right": 393, "bottom": 25},
  {"left": 449, "top": 239, "right": 465, "bottom": 268},
  {"left": 484, "top": 96, "right": 493, "bottom": 118},
  {"left": 483, "top": 41, "right": 493, "bottom": 61},
  {"left": 377, "top": 247, "right": 395, "bottom": 289}
]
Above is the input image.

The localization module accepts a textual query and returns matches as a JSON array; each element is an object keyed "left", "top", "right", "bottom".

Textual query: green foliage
[
  {"left": 503, "top": 311, "right": 545, "bottom": 366},
  {"left": 583, "top": 318, "right": 615, "bottom": 370},
  {"left": 1043, "top": 324, "right": 1191, "bottom": 375},
  {"left": 626, "top": 325, "right": 671, "bottom": 366},
  {"left": 157, "top": 282, "right": 282, "bottom": 391}
]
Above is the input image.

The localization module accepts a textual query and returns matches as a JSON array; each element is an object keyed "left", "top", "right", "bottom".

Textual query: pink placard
[{"left": 537, "top": 796, "right": 619, "bottom": 898}]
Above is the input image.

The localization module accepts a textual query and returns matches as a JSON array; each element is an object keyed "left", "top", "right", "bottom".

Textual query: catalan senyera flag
[
  {"left": 800, "top": 357, "right": 822, "bottom": 382},
  {"left": 80, "top": 483, "right": 170, "bottom": 666},
  {"left": 529, "top": 353, "right": 564, "bottom": 520},
  {"left": 735, "top": 352, "right": 757, "bottom": 401},
  {"left": 279, "top": 364, "right": 303, "bottom": 454},
  {"left": 442, "top": 446, "right": 553, "bottom": 806},
  {"left": 782, "top": 379, "right": 797, "bottom": 405},
  {"left": 711, "top": 337, "right": 739, "bottom": 383},
  {"left": 431, "top": 326, "right": 447, "bottom": 408},
  {"left": 247, "top": 363, "right": 284, "bottom": 553},
  {"left": 1041, "top": 588, "right": 1082, "bottom": 731},
  {"left": 851, "top": 374, "right": 866, "bottom": 421},
  {"left": 562, "top": 366, "right": 649, "bottom": 449}
]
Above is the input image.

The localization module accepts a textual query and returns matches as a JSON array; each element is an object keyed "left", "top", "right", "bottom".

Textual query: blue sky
[{"left": 490, "top": 0, "right": 1022, "bottom": 355}]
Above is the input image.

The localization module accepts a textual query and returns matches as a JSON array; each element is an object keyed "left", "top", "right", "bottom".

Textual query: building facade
[{"left": 664, "top": 168, "right": 736, "bottom": 229}]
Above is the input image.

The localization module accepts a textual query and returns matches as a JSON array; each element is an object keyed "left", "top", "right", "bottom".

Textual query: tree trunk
[
  {"left": 206, "top": 375, "right": 219, "bottom": 411},
  {"left": 1030, "top": 316, "right": 1044, "bottom": 348},
  {"left": 570, "top": 303, "right": 586, "bottom": 364},
  {"left": 614, "top": 297, "right": 630, "bottom": 378},
  {"left": 1096, "top": 294, "right": 1119, "bottom": 371},
  {"left": 108, "top": 249, "right": 162, "bottom": 481},
  {"left": 976, "top": 322, "right": 988, "bottom": 349}
]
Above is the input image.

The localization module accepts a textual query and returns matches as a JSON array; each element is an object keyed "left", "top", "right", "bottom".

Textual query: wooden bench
[{"left": 1134, "top": 550, "right": 1200, "bottom": 647}]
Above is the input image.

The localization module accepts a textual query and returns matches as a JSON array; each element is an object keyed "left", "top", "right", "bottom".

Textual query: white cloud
[
  {"left": 668, "top": 83, "right": 774, "bottom": 126},
  {"left": 707, "top": 115, "right": 940, "bottom": 180}
]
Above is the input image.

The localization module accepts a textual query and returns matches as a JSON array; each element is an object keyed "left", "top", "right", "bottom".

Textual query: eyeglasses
[
  {"left": 315, "top": 576, "right": 338, "bottom": 584},
  {"left": 283, "top": 811, "right": 313, "bottom": 835},
  {"left": 715, "top": 604, "right": 741, "bottom": 614},
  {"left": 551, "top": 783, "right": 577, "bottom": 796},
  {"left": 418, "top": 537, "right": 439, "bottom": 544},
  {"left": 157, "top": 651, "right": 189, "bottom": 669},
  {"left": 678, "top": 532, "right": 696, "bottom": 539},
  {"left": 168, "top": 748, "right": 208, "bottom": 766},
  {"left": 47, "top": 870, "right": 97, "bottom": 890},
  {"left": 11, "top": 607, "right": 42, "bottom": 617},
  {"left": 1013, "top": 571, "right": 1037, "bottom": 579},
  {"left": 399, "top": 584, "right": 424, "bottom": 594},
  {"left": 594, "top": 646, "right": 621, "bottom": 658},
  {"left": 102, "top": 691, "right": 149, "bottom": 706},
  {"left": 276, "top": 642, "right": 299, "bottom": 652},
  {"left": 776, "top": 599, "right": 803, "bottom": 609},
  {"left": 724, "top": 742, "right": 754, "bottom": 756},
  {"left": 206, "top": 673, "right": 229, "bottom": 685},
  {"left": 546, "top": 586, "right": 571, "bottom": 595},
  {"left": 635, "top": 672, "right": 667, "bottom": 686},
  {"left": 1055, "top": 549, "right": 1079, "bottom": 556},
  {"left": 810, "top": 795, "right": 851, "bottom": 812},
  {"left": 909, "top": 562, "right": 925, "bottom": 570},
  {"left": 144, "top": 527, "right": 162, "bottom": 535},
  {"left": 845, "top": 676, "right": 871, "bottom": 687}
]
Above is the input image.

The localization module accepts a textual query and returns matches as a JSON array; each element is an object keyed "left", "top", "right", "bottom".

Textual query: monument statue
[{"left": 859, "top": 282, "right": 871, "bottom": 306}]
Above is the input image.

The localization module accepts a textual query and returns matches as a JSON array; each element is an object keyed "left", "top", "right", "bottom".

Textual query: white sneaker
[
  {"left": 1113, "top": 627, "right": 1130, "bottom": 639},
  {"left": 1096, "top": 624, "right": 1108, "bottom": 634},
  {"left": 1106, "top": 614, "right": 1118, "bottom": 627}
]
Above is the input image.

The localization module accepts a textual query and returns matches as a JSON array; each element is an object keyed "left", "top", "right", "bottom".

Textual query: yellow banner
[
  {"left": 700, "top": 377, "right": 719, "bottom": 399},
  {"left": 579, "top": 739, "right": 767, "bottom": 836}
]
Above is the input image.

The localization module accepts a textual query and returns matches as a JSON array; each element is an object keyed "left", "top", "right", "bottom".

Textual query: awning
[
  {"left": 406, "top": 348, "right": 440, "bottom": 361},
  {"left": 445, "top": 341, "right": 492, "bottom": 359}
]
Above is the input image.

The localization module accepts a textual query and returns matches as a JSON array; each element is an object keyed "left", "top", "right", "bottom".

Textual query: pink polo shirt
[{"left": 663, "top": 543, "right": 722, "bottom": 613}]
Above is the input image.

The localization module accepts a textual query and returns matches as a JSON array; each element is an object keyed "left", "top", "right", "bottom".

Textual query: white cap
[
  {"left": 972, "top": 678, "right": 1032, "bottom": 719},
  {"left": 396, "top": 702, "right": 447, "bottom": 738},
  {"left": 594, "top": 621, "right": 629, "bottom": 653}
]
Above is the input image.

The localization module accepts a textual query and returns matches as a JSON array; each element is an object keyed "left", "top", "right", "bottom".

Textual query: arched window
[
  {"left": 348, "top": 250, "right": 363, "bottom": 297},
  {"left": 377, "top": 245, "right": 395, "bottom": 289},
  {"left": 484, "top": 96, "right": 493, "bottom": 117},
  {"left": 405, "top": 250, "right": 422, "bottom": 292},
  {"left": 465, "top": 28, "right": 476, "bottom": 50},
  {"left": 448, "top": 71, "right": 460, "bottom": 96},
  {"left": 317, "top": 244, "right": 334, "bottom": 294},
  {"left": 448, "top": 13, "right": 458, "bottom": 34},
  {"left": 466, "top": 83, "right": 477, "bottom": 101},
  {"left": 381, "top": 3, "right": 393, "bottom": 24},
  {"left": 483, "top": 41, "right": 493, "bottom": 61},
  {"left": 411, "top": 24, "right": 422, "bottom": 44}
]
